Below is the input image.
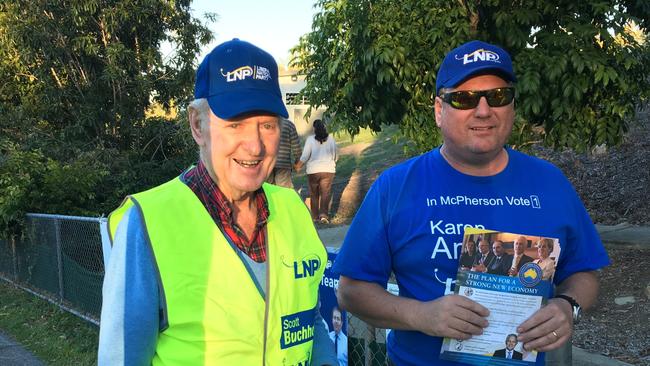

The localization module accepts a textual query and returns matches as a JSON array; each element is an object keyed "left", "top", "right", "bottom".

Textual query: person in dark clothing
[
  {"left": 459, "top": 239, "right": 478, "bottom": 270},
  {"left": 486, "top": 240, "right": 513, "bottom": 276}
]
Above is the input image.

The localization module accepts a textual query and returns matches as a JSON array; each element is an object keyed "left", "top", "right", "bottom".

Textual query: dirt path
[{"left": 338, "top": 142, "right": 372, "bottom": 156}]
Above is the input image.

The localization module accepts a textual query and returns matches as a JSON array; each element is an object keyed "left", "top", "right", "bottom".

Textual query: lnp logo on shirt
[{"left": 281, "top": 253, "right": 321, "bottom": 279}]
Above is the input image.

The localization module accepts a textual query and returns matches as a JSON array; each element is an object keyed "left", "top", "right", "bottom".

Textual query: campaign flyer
[
  {"left": 320, "top": 249, "right": 348, "bottom": 366},
  {"left": 439, "top": 228, "right": 561, "bottom": 365}
]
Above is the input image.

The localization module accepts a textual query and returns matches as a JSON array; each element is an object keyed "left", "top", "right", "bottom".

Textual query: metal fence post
[
  {"left": 99, "top": 218, "right": 111, "bottom": 268},
  {"left": 546, "top": 339, "right": 572, "bottom": 365},
  {"left": 55, "top": 218, "right": 65, "bottom": 302}
]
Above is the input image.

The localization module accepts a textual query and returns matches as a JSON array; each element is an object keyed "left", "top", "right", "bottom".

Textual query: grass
[
  {"left": 0, "top": 280, "right": 98, "bottom": 365},
  {"left": 294, "top": 125, "right": 410, "bottom": 221},
  {"left": 334, "top": 125, "right": 407, "bottom": 178},
  {"left": 331, "top": 125, "right": 393, "bottom": 148}
]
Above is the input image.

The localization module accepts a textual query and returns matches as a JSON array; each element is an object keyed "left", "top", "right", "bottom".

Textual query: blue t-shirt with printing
[{"left": 332, "top": 147, "right": 610, "bottom": 366}]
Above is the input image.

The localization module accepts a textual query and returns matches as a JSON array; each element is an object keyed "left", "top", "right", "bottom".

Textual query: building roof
[{"left": 278, "top": 64, "right": 302, "bottom": 77}]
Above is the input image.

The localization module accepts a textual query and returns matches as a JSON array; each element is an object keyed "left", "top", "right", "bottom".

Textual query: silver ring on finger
[{"left": 552, "top": 330, "right": 559, "bottom": 339}]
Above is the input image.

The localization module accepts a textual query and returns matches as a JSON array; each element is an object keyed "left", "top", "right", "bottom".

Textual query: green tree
[
  {"left": 0, "top": 0, "right": 212, "bottom": 236},
  {"left": 0, "top": 0, "right": 212, "bottom": 150},
  {"left": 292, "top": 0, "right": 650, "bottom": 153}
]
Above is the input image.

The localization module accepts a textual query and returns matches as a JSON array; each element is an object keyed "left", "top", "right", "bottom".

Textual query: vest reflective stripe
[{"left": 109, "top": 178, "right": 325, "bottom": 365}]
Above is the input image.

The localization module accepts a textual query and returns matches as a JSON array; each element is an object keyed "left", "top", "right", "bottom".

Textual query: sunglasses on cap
[{"left": 439, "top": 87, "right": 515, "bottom": 110}]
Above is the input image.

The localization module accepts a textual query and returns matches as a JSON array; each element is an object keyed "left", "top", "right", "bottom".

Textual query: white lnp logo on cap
[
  {"left": 221, "top": 65, "right": 271, "bottom": 82},
  {"left": 455, "top": 48, "right": 501, "bottom": 65}
]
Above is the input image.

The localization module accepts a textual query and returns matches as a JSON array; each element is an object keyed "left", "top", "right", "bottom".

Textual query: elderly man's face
[
  {"left": 506, "top": 335, "right": 517, "bottom": 350},
  {"left": 201, "top": 111, "right": 280, "bottom": 199},
  {"left": 514, "top": 236, "right": 526, "bottom": 255},
  {"left": 434, "top": 74, "right": 514, "bottom": 165}
]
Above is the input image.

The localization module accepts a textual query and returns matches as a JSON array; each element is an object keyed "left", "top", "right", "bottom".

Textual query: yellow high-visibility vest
[{"left": 109, "top": 178, "right": 325, "bottom": 365}]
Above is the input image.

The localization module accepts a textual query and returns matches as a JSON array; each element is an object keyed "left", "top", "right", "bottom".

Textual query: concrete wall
[{"left": 279, "top": 73, "right": 326, "bottom": 138}]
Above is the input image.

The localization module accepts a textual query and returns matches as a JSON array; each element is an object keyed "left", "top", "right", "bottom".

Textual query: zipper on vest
[{"left": 262, "top": 243, "right": 270, "bottom": 365}]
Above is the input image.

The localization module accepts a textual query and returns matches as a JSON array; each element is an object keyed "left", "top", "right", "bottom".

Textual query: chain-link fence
[
  {"left": 347, "top": 314, "right": 390, "bottom": 366},
  {"left": 0, "top": 213, "right": 105, "bottom": 324}
]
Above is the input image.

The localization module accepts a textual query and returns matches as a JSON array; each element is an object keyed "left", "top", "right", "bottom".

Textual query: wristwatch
[{"left": 555, "top": 294, "right": 581, "bottom": 324}]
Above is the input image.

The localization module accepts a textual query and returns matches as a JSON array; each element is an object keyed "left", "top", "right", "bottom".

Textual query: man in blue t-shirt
[{"left": 333, "top": 40, "right": 610, "bottom": 365}]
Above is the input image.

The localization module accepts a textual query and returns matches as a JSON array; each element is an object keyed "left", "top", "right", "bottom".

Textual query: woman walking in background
[{"left": 295, "top": 119, "right": 338, "bottom": 224}]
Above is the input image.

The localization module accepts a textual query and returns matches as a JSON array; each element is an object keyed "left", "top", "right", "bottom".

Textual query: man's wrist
[
  {"left": 554, "top": 294, "right": 581, "bottom": 324},
  {"left": 404, "top": 299, "right": 427, "bottom": 332}
]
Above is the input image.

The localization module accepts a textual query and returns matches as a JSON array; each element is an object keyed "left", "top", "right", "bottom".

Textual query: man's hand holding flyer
[{"left": 440, "top": 228, "right": 561, "bottom": 365}]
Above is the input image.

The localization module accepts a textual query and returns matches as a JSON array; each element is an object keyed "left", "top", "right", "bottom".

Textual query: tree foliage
[
  {"left": 0, "top": 0, "right": 211, "bottom": 236},
  {"left": 292, "top": 0, "right": 650, "bottom": 153}
]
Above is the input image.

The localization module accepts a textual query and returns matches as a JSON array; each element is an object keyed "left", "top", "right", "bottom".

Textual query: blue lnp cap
[
  {"left": 436, "top": 40, "right": 516, "bottom": 95},
  {"left": 194, "top": 38, "right": 288, "bottom": 119}
]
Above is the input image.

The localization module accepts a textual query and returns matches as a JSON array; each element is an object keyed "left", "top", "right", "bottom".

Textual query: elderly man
[
  {"left": 98, "top": 39, "right": 335, "bottom": 365},
  {"left": 333, "top": 40, "right": 609, "bottom": 365},
  {"left": 508, "top": 235, "right": 534, "bottom": 276}
]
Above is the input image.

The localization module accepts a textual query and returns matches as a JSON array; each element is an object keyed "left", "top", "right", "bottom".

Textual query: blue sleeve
[
  {"left": 311, "top": 299, "right": 337, "bottom": 366},
  {"left": 554, "top": 185, "right": 610, "bottom": 284},
  {"left": 333, "top": 177, "right": 392, "bottom": 287},
  {"left": 98, "top": 207, "right": 161, "bottom": 366}
]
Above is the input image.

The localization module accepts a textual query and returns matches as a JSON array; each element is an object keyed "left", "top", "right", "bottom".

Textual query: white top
[
  {"left": 511, "top": 254, "right": 523, "bottom": 269},
  {"left": 534, "top": 257, "right": 556, "bottom": 280},
  {"left": 300, "top": 135, "right": 338, "bottom": 174}
]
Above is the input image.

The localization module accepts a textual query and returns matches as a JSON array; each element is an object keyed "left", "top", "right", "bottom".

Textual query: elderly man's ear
[{"left": 189, "top": 108, "right": 208, "bottom": 148}]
